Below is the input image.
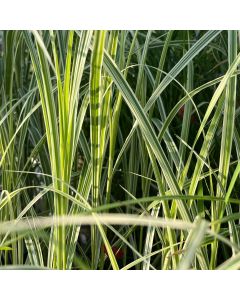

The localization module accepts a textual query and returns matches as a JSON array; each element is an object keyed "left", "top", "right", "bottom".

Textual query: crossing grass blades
[{"left": 0, "top": 30, "right": 240, "bottom": 270}]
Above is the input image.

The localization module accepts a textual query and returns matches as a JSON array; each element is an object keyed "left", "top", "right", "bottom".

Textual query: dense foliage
[{"left": 0, "top": 30, "right": 240, "bottom": 270}]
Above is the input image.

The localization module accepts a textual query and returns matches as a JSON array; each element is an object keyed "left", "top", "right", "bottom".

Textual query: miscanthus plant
[{"left": 0, "top": 30, "right": 240, "bottom": 270}]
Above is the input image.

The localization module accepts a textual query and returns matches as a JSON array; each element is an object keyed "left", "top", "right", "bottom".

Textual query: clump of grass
[{"left": 0, "top": 30, "right": 240, "bottom": 270}]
